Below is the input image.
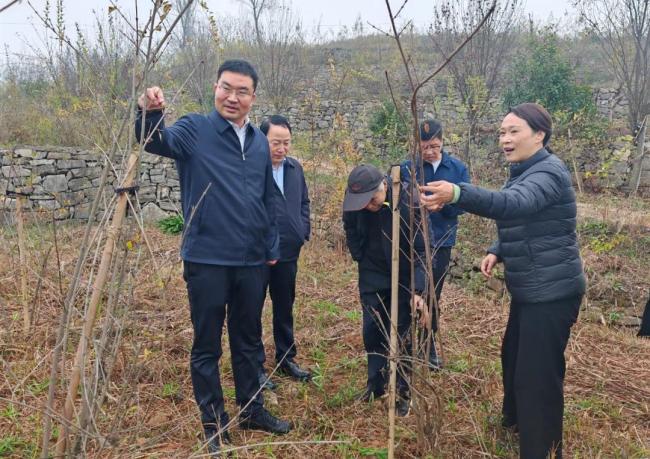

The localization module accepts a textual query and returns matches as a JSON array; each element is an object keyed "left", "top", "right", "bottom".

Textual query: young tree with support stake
[
  {"left": 37, "top": 2, "right": 201, "bottom": 456},
  {"left": 378, "top": 0, "right": 497, "bottom": 455}
]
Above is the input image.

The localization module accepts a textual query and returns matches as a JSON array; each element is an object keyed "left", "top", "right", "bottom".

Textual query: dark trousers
[
  {"left": 360, "top": 289, "right": 412, "bottom": 396},
  {"left": 184, "top": 261, "right": 266, "bottom": 427},
  {"left": 501, "top": 296, "right": 581, "bottom": 459},
  {"left": 430, "top": 246, "right": 452, "bottom": 334},
  {"left": 257, "top": 260, "right": 299, "bottom": 366}
]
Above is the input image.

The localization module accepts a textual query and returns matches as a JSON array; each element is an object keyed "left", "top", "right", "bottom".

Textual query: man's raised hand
[{"left": 138, "top": 86, "right": 166, "bottom": 111}]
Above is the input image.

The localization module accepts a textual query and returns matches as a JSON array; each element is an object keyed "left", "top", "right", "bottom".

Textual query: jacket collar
[
  {"left": 415, "top": 150, "right": 450, "bottom": 169},
  {"left": 510, "top": 148, "right": 550, "bottom": 178},
  {"left": 208, "top": 109, "right": 254, "bottom": 136},
  {"left": 283, "top": 157, "right": 296, "bottom": 170}
]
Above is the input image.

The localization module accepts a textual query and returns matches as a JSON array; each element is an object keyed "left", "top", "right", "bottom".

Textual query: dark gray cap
[{"left": 342, "top": 164, "right": 384, "bottom": 212}]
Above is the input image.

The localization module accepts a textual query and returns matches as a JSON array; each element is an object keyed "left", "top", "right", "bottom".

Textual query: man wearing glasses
[
  {"left": 401, "top": 119, "right": 470, "bottom": 370},
  {"left": 136, "top": 59, "right": 290, "bottom": 456},
  {"left": 256, "top": 115, "right": 312, "bottom": 390}
]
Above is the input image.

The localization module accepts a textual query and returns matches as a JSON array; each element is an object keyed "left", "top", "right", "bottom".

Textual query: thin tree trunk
[
  {"left": 387, "top": 165, "right": 401, "bottom": 459},
  {"left": 15, "top": 193, "right": 30, "bottom": 333},
  {"left": 567, "top": 129, "right": 583, "bottom": 195},
  {"left": 630, "top": 115, "right": 647, "bottom": 197}
]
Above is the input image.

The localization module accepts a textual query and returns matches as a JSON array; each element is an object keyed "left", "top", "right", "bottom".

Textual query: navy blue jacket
[
  {"left": 274, "top": 157, "right": 310, "bottom": 261},
  {"left": 401, "top": 151, "right": 470, "bottom": 247},
  {"left": 456, "top": 148, "right": 586, "bottom": 303},
  {"left": 343, "top": 179, "right": 426, "bottom": 294},
  {"left": 135, "top": 109, "right": 280, "bottom": 265}
]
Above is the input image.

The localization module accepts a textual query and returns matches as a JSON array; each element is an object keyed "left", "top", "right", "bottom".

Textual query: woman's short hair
[{"left": 508, "top": 103, "right": 553, "bottom": 146}]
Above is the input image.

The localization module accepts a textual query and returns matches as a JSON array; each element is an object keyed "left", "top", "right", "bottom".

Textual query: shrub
[
  {"left": 502, "top": 29, "right": 596, "bottom": 116},
  {"left": 157, "top": 214, "right": 184, "bottom": 235},
  {"left": 368, "top": 100, "right": 411, "bottom": 162}
]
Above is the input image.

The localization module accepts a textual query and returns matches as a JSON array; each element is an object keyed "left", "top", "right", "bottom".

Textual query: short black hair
[
  {"left": 217, "top": 59, "right": 259, "bottom": 91},
  {"left": 260, "top": 115, "right": 292, "bottom": 135},
  {"left": 419, "top": 119, "right": 443, "bottom": 141}
]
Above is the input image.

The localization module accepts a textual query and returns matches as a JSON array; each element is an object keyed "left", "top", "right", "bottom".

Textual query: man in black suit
[{"left": 257, "top": 115, "right": 312, "bottom": 388}]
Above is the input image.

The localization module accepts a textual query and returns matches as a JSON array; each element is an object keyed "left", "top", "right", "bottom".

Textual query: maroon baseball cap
[{"left": 342, "top": 164, "right": 384, "bottom": 212}]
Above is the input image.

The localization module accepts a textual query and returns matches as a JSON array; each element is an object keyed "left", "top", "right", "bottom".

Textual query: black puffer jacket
[{"left": 456, "top": 148, "right": 586, "bottom": 303}]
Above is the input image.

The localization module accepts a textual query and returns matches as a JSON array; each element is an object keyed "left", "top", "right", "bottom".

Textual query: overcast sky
[{"left": 1, "top": 0, "right": 577, "bottom": 56}]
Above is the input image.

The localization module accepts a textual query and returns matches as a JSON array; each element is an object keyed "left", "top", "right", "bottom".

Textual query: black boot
[
  {"left": 240, "top": 408, "right": 292, "bottom": 434},
  {"left": 258, "top": 370, "right": 278, "bottom": 391},
  {"left": 428, "top": 340, "right": 442, "bottom": 371},
  {"left": 396, "top": 395, "right": 411, "bottom": 417},
  {"left": 203, "top": 418, "right": 231, "bottom": 457},
  {"left": 355, "top": 386, "right": 386, "bottom": 403},
  {"left": 278, "top": 359, "right": 312, "bottom": 381}
]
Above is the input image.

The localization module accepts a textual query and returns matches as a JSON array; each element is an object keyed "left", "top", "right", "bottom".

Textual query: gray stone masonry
[
  {"left": 0, "top": 147, "right": 196, "bottom": 220},
  {"left": 1, "top": 89, "right": 647, "bottom": 220}
]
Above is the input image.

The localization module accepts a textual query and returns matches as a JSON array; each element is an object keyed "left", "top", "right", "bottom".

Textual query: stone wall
[
  {"left": 1, "top": 147, "right": 101, "bottom": 220},
  {"left": 0, "top": 146, "right": 185, "bottom": 221},
  {"left": 2, "top": 139, "right": 648, "bottom": 222},
  {"left": 1, "top": 88, "right": 647, "bottom": 221}
]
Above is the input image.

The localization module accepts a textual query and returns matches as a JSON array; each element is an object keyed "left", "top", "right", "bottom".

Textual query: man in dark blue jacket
[
  {"left": 135, "top": 59, "right": 290, "bottom": 454},
  {"left": 402, "top": 119, "right": 470, "bottom": 369},
  {"left": 256, "top": 115, "right": 311, "bottom": 388},
  {"left": 343, "top": 164, "right": 428, "bottom": 417}
]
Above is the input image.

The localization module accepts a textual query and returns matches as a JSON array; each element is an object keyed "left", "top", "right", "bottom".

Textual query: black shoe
[
  {"left": 396, "top": 396, "right": 411, "bottom": 417},
  {"left": 203, "top": 426, "right": 231, "bottom": 457},
  {"left": 278, "top": 359, "right": 312, "bottom": 381},
  {"left": 239, "top": 408, "right": 292, "bottom": 434},
  {"left": 355, "top": 387, "right": 386, "bottom": 403},
  {"left": 501, "top": 416, "right": 518, "bottom": 433},
  {"left": 258, "top": 370, "right": 278, "bottom": 391},
  {"left": 428, "top": 343, "right": 442, "bottom": 371}
]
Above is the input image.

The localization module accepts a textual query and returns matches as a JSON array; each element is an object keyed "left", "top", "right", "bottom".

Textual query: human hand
[
  {"left": 138, "top": 86, "right": 165, "bottom": 111},
  {"left": 480, "top": 253, "right": 498, "bottom": 278},
  {"left": 413, "top": 294, "right": 429, "bottom": 327},
  {"left": 266, "top": 259, "right": 278, "bottom": 266},
  {"left": 419, "top": 181, "right": 454, "bottom": 212}
]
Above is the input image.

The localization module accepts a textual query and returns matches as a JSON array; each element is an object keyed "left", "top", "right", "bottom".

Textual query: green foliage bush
[
  {"left": 578, "top": 219, "right": 627, "bottom": 254},
  {"left": 368, "top": 100, "right": 411, "bottom": 162},
  {"left": 501, "top": 27, "right": 608, "bottom": 166},
  {"left": 502, "top": 29, "right": 595, "bottom": 116},
  {"left": 157, "top": 214, "right": 184, "bottom": 235}
]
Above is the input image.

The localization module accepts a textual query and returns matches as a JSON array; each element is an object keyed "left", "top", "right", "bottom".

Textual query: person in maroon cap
[{"left": 342, "top": 164, "right": 427, "bottom": 417}]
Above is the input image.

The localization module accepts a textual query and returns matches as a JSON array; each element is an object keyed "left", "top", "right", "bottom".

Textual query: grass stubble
[{"left": 0, "top": 204, "right": 648, "bottom": 458}]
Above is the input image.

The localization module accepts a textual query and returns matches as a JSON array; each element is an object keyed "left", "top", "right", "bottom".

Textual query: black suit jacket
[{"left": 274, "top": 156, "right": 311, "bottom": 262}]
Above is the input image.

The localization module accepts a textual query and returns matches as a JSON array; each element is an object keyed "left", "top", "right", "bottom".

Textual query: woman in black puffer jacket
[{"left": 420, "top": 103, "right": 585, "bottom": 459}]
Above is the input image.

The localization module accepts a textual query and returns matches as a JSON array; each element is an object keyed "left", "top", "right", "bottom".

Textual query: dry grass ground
[{"left": 0, "top": 204, "right": 648, "bottom": 458}]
